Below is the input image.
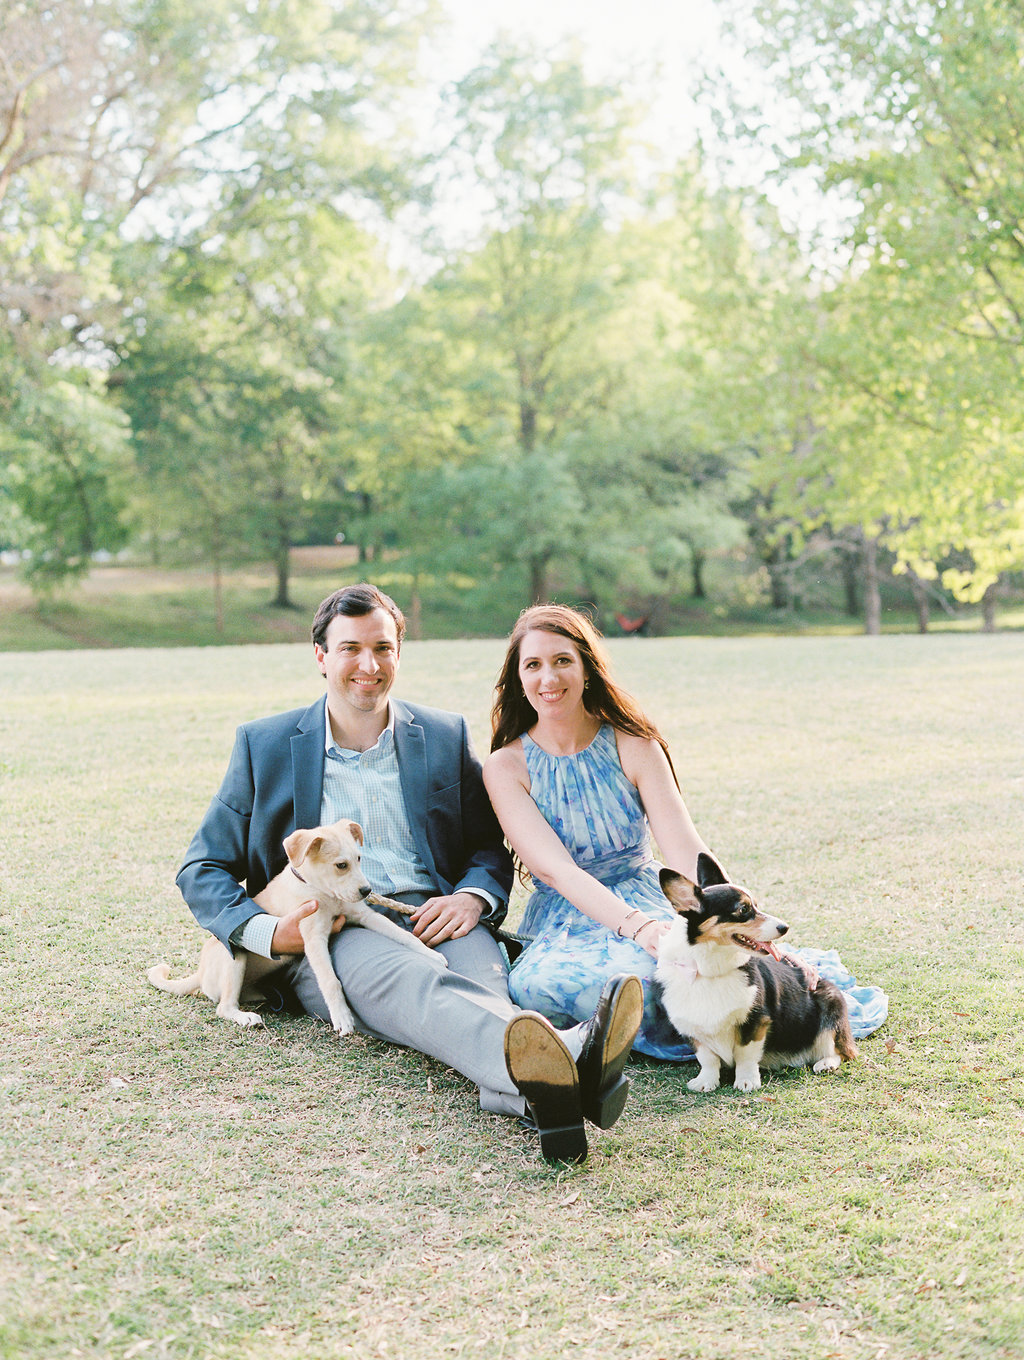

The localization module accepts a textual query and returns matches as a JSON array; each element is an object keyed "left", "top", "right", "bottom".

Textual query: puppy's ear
[
  {"left": 696, "top": 853, "right": 728, "bottom": 890},
  {"left": 347, "top": 821, "right": 364, "bottom": 846},
  {"left": 284, "top": 828, "right": 322, "bottom": 866},
  {"left": 660, "top": 867, "right": 700, "bottom": 914}
]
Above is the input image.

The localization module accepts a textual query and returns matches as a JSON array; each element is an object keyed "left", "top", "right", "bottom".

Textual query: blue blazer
[{"left": 176, "top": 696, "right": 512, "bottom": 948}]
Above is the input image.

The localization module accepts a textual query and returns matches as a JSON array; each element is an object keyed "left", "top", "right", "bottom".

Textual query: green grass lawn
[{"left": 1, "top": 634, "right": 1022, "bottom": 1359}]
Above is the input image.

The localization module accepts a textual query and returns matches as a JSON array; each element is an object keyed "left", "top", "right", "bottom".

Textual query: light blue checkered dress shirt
[{"left": 319, "top": 705, "right": 436, "bottom": 898}]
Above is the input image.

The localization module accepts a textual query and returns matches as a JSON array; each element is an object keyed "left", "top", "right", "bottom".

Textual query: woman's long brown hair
[{"left": 490, "top": 604, "right": 678, "bottom": 785}]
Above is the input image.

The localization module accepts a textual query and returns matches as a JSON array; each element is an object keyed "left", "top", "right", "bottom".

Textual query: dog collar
[
  {"left": 290, "top": 866, "right": 307, "bottom": 885},
  {"left": 666, "top": 959, "right": 699, "bottom": 984}
]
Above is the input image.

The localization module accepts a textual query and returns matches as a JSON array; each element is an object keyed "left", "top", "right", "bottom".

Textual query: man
[{"left": 176, "top": 583, "right": 642, "bottom": 1162}]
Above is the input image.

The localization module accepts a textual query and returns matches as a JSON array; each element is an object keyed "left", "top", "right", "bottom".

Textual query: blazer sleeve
[
  {"left": 448, "top": 717, "right": 514, "bottom": 927},
  {"left": 175, "top": 723, "right": 283, "bottom": 950}
]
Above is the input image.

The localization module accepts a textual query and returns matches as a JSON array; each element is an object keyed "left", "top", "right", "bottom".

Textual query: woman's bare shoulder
[
  {"left": 612, "top": 728, "right": 670, "bottom": 781},
  {"left": 483, "top": 737, "right": 527, "bottom": 785}
]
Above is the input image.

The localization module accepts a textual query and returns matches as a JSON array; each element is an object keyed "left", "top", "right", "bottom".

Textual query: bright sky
[
  {"left": 433, "top": 0, "right": 729, "bottom": 143},
  {"left": 422, "top": 2, "right": 835, "bottom": 255},
  {"left": 383, "top": 1, "right": 829, "bottom": 273}
]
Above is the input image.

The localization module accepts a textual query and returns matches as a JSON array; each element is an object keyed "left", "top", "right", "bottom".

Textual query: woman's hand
[{"left": 631, "top": 916, "right": 672, "bottom": 960}]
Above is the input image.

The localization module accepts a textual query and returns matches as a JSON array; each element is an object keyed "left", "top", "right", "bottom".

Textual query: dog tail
[
  {"left": 822, "top": 984, "right": 858, "bottom": 1062},
  {"left": 147, "top": 962, "right": 202, "bottom": 996}
]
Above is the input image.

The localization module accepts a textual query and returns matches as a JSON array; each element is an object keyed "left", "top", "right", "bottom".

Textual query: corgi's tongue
[{"left": 751, "top": 939, "right": 783, "bottom": 961}]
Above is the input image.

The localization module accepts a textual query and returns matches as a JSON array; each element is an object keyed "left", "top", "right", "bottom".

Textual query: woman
[{"left": 483, "top": 603, "right": 715, "bottom": 1060}]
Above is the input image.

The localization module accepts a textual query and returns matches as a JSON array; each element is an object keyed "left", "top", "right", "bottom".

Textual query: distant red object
[{"left": 615, "top": 612, "right": 649, "bottom": 635}]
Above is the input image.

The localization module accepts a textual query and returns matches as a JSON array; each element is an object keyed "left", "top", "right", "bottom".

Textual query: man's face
[{"left": 315, "top": 608, "right": 400, "bottom": 721}]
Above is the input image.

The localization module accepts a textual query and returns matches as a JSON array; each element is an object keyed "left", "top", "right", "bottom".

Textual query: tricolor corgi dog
[{"left": 655, "top": 854, "right": 856, "bottom": 1093}]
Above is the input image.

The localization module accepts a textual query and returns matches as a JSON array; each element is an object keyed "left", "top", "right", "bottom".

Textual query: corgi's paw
[
  {"left": 688, "top": 1071, "right": 720, "bottom": 1093},
  {"left": 733, "top": 1067, "right": 762, "bottom": 1092}
]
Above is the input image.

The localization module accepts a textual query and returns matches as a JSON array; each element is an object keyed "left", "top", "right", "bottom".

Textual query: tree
[
  {"left": 118, "top": 201, "right": 390, "bottom": 611},
  {"left": 714, "top": 0, "right": 1024, "bottom": 623},
  {"left": 2, "top": 0, "right": 437, "bottom": 591},
  {"left": 419, "top": 41, "right": 644, "bottom": 603},
  {"left": 0, "top": 360, "right": 133, "bottom": 588}
]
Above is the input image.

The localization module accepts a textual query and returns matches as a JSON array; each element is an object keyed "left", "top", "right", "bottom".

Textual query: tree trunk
[
  {"left": 213, "top": 557, "right": 224, "bottom": 634},
  {"left": 530, "top": 555, "right": 548, "bottom": 604},
  {"left": 409, "top": 578, "right": 423, "bottom": 640},
  {"left": 907, "top": 569, "right": 930, "bottom": 634},
  {"left": 691, "top": 549, "right": 707, "bottom": 599},
  {"left": 208, "top": 516, "right": 225, "bottom": 633},
  {"left": 841, "top": 545, "right": 860, "bottom": 616},
  {"left": 519, "top": 401, "right": 537, "bottom": 451},
  {"left": 272, "top": 544, "right": 292, "bottom": 608},
  {"left": 981, "top": 581, "right": 998, "bottom": 633},
  {"left": 356, "top": 491, "right": 374, "bottom": 562},
  {"left": 766, "top": 540, "right": 791, "bottom": 609},
  {"left": 863, "top": 532, "right": 881, "bottom": 635}
]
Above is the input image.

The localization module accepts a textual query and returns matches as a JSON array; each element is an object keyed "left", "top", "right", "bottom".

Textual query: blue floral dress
[
  {"left": 506, "top": 724, "right": 890, "bottom": 1056},
  {"left": 507, "top": 724, "right": 695, "bottom": 1060}
]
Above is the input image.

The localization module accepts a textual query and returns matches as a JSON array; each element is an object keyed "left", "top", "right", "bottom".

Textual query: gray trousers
[{"left": 284, "top": 896, "right": 527, "bottom": 1117}]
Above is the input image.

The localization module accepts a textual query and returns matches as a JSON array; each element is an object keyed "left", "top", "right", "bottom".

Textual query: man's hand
[
  {"left": 409, "top": 891, "right": 484, "bottom": 947},
  {"left": 270, "top": 899, "right": 345, "bottom": 955}
]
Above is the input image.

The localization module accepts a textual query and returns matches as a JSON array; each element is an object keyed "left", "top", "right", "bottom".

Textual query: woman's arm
[
  {"left": 482, "top": 744, "right": 666, "bottom": 958},
  {"left": 615, "top": 732, "right": 719, "bottom": 880}
]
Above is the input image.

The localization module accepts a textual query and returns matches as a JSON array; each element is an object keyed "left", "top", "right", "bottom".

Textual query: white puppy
[{"left": 148, "top": 818, "right": 446, "bottom": 1034}]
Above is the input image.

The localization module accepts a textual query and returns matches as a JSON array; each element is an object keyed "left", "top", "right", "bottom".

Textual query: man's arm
[
  {"left": 176, "top": 724, "right": 278, "bottom": 950},
  {"left": 446, "top": 715, "right": 514, "bottom": 926}
]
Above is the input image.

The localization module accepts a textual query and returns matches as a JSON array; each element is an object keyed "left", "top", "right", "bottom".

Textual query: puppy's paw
[
  {"left": 236, "top": 1011, "right": 265, "bottom": 1028},
  {"left": 408, "top": 940, "right": 450, "bottom": 971},
  {"left": 688, "top": 1072, "right": 720, "bottom": 1093},
  {"left": 330, "top": 1015, "right": 355, "bottom": 1037},
  {"left": 734, "top": 1068, "right": 762, "bottom": 1092},
  {"left": 813, "top": 1055, "right": 841, "bottom": 1073}
]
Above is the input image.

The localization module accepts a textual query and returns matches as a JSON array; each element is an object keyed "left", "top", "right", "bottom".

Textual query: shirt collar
[{"left": 323, "top": 696, "right": 395, "bottom": 756}]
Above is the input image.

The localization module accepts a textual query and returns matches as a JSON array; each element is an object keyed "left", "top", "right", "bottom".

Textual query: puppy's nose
[
  {"left": 359, "top": 884, "right": 371, "bottom": 898},
  {"left": 777, "top": 922, "right": 789, "bottom": 936}
]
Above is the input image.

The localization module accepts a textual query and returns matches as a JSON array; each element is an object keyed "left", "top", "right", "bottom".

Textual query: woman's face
[{"left": 517, "top": 628, "right": 588, "bottom": 717}]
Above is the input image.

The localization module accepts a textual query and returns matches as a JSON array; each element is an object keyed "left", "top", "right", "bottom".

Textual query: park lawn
[{"left": 1, "top": 633, "right": 1021, "bottom": 1360}]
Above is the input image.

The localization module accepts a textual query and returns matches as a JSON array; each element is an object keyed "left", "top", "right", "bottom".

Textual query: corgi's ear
[
  {"left": 660, "top": 867, "right": 701, "bottom": 914},
  {"left": 696, "top": 853, "right": 729, "bottom": 890},
  {"left": 284, "top": 828, "right": 322, "bottom": 866},
  {"left": 346, "top": 820, "right": 364, "bottom": 846}
]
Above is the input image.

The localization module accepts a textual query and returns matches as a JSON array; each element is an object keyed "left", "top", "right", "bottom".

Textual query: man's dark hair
[{"left": 311, "top": 583, "right": 406, "bottom": 649}]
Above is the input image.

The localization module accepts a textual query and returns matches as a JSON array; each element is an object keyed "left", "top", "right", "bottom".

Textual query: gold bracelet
[{"left": 617, "top": 908, "right": 641, "bottom": 937}]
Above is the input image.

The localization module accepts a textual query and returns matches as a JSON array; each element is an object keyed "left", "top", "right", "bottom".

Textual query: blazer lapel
[
  {"left": 392, "top": 700, "right": 436, "bottom": 879},
  {"left": 291, "top": 697, "right": 327, "bottom": 832}
]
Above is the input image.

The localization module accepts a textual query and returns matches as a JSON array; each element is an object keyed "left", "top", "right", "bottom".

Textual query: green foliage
[
  {"left": 0, "top": 365, "right": 133, "bottom": 588},
  {"left": 3, "top": 1, "right": 1022, "bottom": 629},
  {"left": 717, "top": 0, "right": 1024, "bottom": 607},
  {"left": 116, "top": 216, "right": 386, "bottom": 601}
]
